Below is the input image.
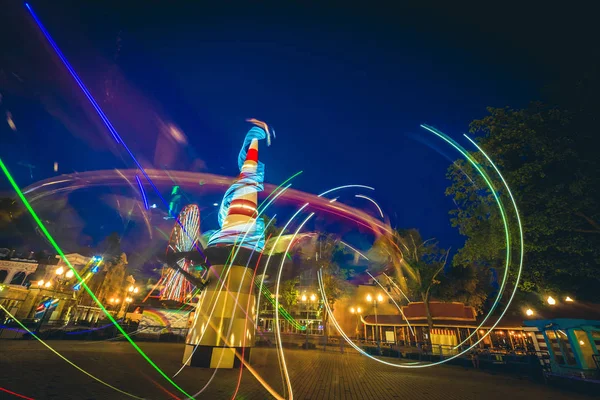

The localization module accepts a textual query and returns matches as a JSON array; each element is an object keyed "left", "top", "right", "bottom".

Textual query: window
[
  {"left": 573, "top": 330, "right": 595, "bottom": 369},
  {"left": 546, "top": 330, "right": 577, "bottom": 366},
  {"left": 592, "top": 330, "right": 600, "bottom": 351}
]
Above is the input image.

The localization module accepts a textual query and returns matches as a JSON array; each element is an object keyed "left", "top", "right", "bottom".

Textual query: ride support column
[{"left": 183, "top": 263, "right": 256, "bottom": 368}]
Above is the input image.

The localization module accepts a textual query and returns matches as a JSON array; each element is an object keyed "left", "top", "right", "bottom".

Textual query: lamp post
[
  {"left": 350, "top": 306, "right": 362, "bottom": 340},
  {"left": 34, "top": 265, "right": 75, "bottom": 329},
  {"left": 367, "top": 293, "right": 383, "bottom": 354},
  {"left": 125, "top": 297, "right": 133, "bottom": 315},
  {"left": 301, "top": 293, "right": 316, "bottom": 349},
  {"left": 120, "top": 285, "right": 139, "bottom": 319}
]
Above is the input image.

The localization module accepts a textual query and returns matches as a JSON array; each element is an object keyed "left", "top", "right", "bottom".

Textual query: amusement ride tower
[{"left": 182, "top": 121, "right": 271, "bottom": 368}]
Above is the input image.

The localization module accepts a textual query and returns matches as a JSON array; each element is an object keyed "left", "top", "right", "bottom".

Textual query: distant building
[
  {"left": 0, "top": 250, "right": 40, "bottom": 319},
  {"left": 0, "top": 251, "right": 138, "bottom": 326}
]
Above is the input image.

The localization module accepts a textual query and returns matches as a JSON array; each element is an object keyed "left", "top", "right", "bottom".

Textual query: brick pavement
[{"left": 0, "top": 341, "right": 592, "bottom": 400}]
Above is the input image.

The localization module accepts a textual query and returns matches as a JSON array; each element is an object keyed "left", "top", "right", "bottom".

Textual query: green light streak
[
  {"left": 258, "top": 170, "right": 303, "bottom": 214},
  {"left": 0, "top": 305, "right": 144, "bottom": 399},
  {"left": 0, "top": 159, "right": 193, "bottom": 399},
  {"left": 420, "top": 125, "right": 514, "bottom": 346}
]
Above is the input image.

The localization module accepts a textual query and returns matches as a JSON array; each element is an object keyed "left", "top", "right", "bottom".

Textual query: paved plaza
[{"left": 0, "top": 341, "right": 592, "bottom": 400}]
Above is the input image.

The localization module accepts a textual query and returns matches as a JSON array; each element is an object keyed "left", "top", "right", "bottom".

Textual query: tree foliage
[
  {"left": 262, "top": 215, "right": 283, "bottom": 239},
  {"left": 304, "top": 234, "right": 354, "bottom": 337},
  {"left": 386, "top": 229, "right": 449, "bottom": 331},
  {"left": 446, "top": 104, "right": 600, "bottom": 299},
  {"left": 279, "top": 277, "right": 300, "bottom": 309}
]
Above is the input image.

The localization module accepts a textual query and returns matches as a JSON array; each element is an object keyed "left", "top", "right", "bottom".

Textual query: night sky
[{"left": 1, "top": 1, "right": 596, "bottom": 254}]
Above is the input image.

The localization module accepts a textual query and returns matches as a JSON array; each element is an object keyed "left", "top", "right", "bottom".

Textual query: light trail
[
  {"left": 0, "top": 305, "right": 144, "bottom": 399},
  {"left": 455, "top": 134, "right": 525, "bottom": 348},
  {"left": 314, "top": 125, "right": 524, "bottom": 369},
  {"left": 383, "top": 272, "right": 411, "bottom": 303},
  {"left": 0, "top": 386, "right": 35, "bottom": 400},
  {"left": 367, "top": 271, "right": 415, "bottom": 336},
  {"left": 135, "top": 174, "right": 149, "bottom": 210},
  {"left": 0, "top": 158, "right": 192, "bottom": 399},
  {"left": 421, "top": 125, "right": 518, "bottom": 345},
  {"left": 274, "top": 212, "right": 315, "bottom": 400},
  {"left": 318, "top": 184, "right": 374, "bottom": 198},
  {"left": 355, "top": 194, "right": 384, "bottom": 218},
  {"left": 339, "top": 240, "right": 369, "bottom": 260}
]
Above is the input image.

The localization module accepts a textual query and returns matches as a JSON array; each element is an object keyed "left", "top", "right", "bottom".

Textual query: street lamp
[
  {"left": 367, "top": 293, "right": 382, "bottom": 354},
  {"left": 301, "top": 293, "right": 317, "bottom": 349},
  {"left": 350, "top": 306, "right": 363, "bottom": 340},
  {"left": 125, "top": 297, "right": 133, "bottom": 315}
]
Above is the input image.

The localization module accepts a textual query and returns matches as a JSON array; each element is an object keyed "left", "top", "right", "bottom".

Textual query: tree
[
  {"left": 386, "top": 229, "right": 449, "bottom": 332},
  {"left": 367, "top": 230, "right": 418, "bottom": 293},
  {"left": 446, "top": 104, "right": 600, "bottom": 300},
  {"left": 305, "top": 234, "right": 353, "bottom": 338},
  {"left": 437, "top": 264, "right": 491, "bottom": 315},
  {"left": 262, "top": 215, "right": 283, "bottom": 239},
  {"left": 279, "top": 277, "right": 300, "bottom": 310}
]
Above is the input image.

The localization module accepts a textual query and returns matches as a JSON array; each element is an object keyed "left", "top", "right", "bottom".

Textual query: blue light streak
[{"left": 135, "top": 175, "right": 149, "bottom": 210}]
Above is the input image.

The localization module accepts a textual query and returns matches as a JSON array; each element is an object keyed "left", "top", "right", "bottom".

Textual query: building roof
[
  {"left": 401, "top": 301, "right": 476, "bottom": 321},
  {"left": 362, "top": 300, "right": 600, "bottom": 329}
]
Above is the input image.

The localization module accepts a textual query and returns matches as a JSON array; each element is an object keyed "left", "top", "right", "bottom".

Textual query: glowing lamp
[
  {"left": 547, "top": 296, "right": 556, "bottom": 305},
  {"left": 109, "top": 298, "right": 115, "bottom": 303},
  {"left": 366, "top": 294, "right": 372, "bottom": 302},
  {"left": 44, "top": 281, "right": 51, "bottom": 288},
  {"left": 133, "top": 287, "right": 139, "bottom": 294},
  {"left": 377, "top": 294, "right": 384, "bottom": 302},
  {"left": 301, "top": 294, "right": 307, "bottom": 302},
  {"left": 55, "top": 267, "right": 64, "bottom": 275},
  {"left": 128, "top": 285, "right": 135, "bottom": 292},
  {"left": 579, "top": 340, "right": 585, "bottom": 345},
  {"left": 37, "top": 280, "right": 44, "bottom": 286},
  {"left": 565, "top": 296, "right": 574, "bottom": 302},
  {"left": 65, "top": 270, "right": 74, "bottom": 278},
  {"left": 526, "top": 309, "right": 534, "bottom": 316},
  {"left": 350, "top": 307, "right": 355, "bottom": 314},
  {"left": 310, "top": 294, "right": 316, "bottom": 301},
  {"left": 115, "top": 298, "right": 120, "bottom": 303},
  {"left": 126, "top": 297, "right": 132, "bottom": 303},
  {"left": 357, "top": 307, "right": 362, "bottom": 313}
]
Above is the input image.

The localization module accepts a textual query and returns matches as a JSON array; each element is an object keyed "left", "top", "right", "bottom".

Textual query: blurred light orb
[{"left": 169, "top": 124, "right": 187, "bottom": 144}]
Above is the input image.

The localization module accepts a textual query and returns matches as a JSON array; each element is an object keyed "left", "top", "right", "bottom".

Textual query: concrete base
[{"left": 183, "top": 344, "right": 252, "bottom": 368}]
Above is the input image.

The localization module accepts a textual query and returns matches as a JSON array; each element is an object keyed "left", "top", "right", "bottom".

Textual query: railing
[{"left": 593, "top": 355, "right": 600, "bottom": 379}]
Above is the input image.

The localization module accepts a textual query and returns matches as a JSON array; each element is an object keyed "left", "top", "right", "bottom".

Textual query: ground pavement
[{"left": 0, "top": 341, "right": 593, "bottom": 400}]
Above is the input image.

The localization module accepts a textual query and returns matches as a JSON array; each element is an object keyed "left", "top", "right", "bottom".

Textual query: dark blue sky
[{"left": 1, "top": 1, "right": 595, "bottom": 253}]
